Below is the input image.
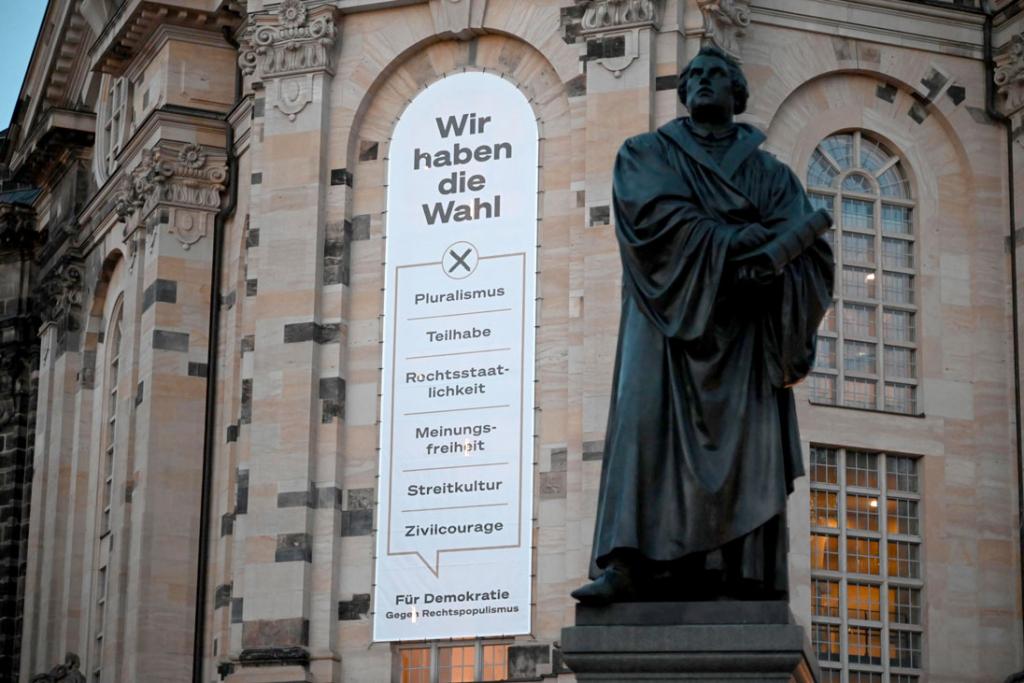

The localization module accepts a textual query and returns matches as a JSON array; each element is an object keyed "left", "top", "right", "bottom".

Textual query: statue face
[{"left": 684, "top": 54, "right": 735, "bottom": 123}]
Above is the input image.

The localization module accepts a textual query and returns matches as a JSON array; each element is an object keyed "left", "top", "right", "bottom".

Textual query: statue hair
[{"left": 677, "top": 45, "right": 749, "bottom": 116}]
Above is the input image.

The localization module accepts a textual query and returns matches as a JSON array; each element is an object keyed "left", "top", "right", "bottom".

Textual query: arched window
[
  {"left": 92, "top": 297, "right": 123, "bottom": 678},
  {"left": 805, "top": 132, "right": 918, "bottom": 415}
]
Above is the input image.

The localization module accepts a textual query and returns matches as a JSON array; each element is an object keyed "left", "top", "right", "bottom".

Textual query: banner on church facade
[{"left": 373, "top": 71, "right": 538, "bottom": 642}]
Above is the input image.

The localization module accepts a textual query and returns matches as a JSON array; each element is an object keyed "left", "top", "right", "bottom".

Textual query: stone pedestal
[{"left": 560, "top": 601, "right": 820, "bottom": 682}]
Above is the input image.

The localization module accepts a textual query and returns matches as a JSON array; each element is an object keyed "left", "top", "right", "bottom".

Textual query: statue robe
[{"left": 589, "top": 118, "right": 834, "bottom": 580}]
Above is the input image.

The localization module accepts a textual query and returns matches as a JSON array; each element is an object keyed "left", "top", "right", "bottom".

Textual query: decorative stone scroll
[
  {"left": 238, "top": 0, "right": 338, "bottom": 79},
  {"left": 995, "top": 32, "right": 1024, "bottom": 117},
  {"left": 34, "top": 254, "right": 85, "bottom": 333},
  {"left": 697, "top": 0, "right": 750, "bottom": 61},
  {"left": 581, "top": 0, "right": 658, "bottom": 31},
  {"left": 30, "top": 653, "right": 86, "bottom": 683},
  {"left": 115, "top": 143, "right": 227, "bottom": 252},
  {"left": 578, "top": 0, "right": 661, "bottom": 78}
]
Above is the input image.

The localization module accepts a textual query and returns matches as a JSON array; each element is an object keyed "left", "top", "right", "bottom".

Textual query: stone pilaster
[{"left": 232, "top": 1, "right": 340, "bottom": 680}]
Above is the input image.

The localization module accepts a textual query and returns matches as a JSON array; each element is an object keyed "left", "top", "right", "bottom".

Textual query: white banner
[{"left": 373, "top": 72, "right": 538, "bottom": 642}]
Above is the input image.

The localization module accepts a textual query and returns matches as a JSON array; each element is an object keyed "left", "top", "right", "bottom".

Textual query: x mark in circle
[{"left": 442, "top": 241, "right": 479, "bottom": 280}]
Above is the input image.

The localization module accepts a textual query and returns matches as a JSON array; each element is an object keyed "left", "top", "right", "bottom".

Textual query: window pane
[
  {"left": 842, "top": 198, "right": 875, "bottom": 230},
  {"left": 860, "top": 138, "right": 891, "bottom": 173},
  {"left": 438, "top": 646, "right": 476, "bottom": 683},
  {"left": 847, "top": 582, "right": 881, "bottom": 621},
  {"left": 889, "top": 586, "right": 922, "bottom": 625},
  {"left": 882, "top": 204, "right": 912, "bottom": 235},
  {"left": 882, "top": 238, "right": 914, "bottom": 269},
  {"left": 402, "top": 649, "right": 431, "bottom": 683},
  {"left": 883, "top": 309, "right": 915, "bottom": 343},
  {"left": 843, "top": 378, "right": 877, "bottom": 409},
  {"left": 888, "top": 541, "right": 921, "bottom": 578},
  {"left": 808, "top": 374, "right": 836, "bottom": 404},
  {"left": 843, "top": 173, "right": 874, "bottom": 194},
  {"left": 810, "top": 192, "right": 834, "bottom": 212},
  {"left": 816, "top": 337, "right": 837, "bottom": 370},
  {"left": 811, "top": 447, "right": 839, "bottom": 485},
  {"left": 847, "top": 537, "right": 881, "bottom": 575},
  {"left": 813, "top": 623, "right": 842, "bottom": 662},
  {"left": 845, "top": 341, "right": 878, "bottom": 374},
  {"left": 884, "top": 383, "right": 917, "bottom": 415},
  {"left": 887, "top": 498, "right": 919, "bottom": 535},
  {"left": 883, "top": 272, "right": 914, "bottom": 304},
  {"left": 846, "top": 494, "right": 880, "bottom": 531},
  {"left": 812, "top": 490, "right": 839, "bottom": 528},
  {"left": 847, "top": 451, "right": 879, "bottom": 488},
  {"left": 886, "top": 456, "right": 919, "bottom": 493},
  {"left": 820, "top": 303, "right": 837, "bottom": 333},
  {"left": 820, "top": 669, "right": 843, "bottom": 683},
  {"left": 844, "top": 232, "right": 876, "bottom": 265},
  {"left": 821, "top": 134, "right": 854, "bottom": 170},
  {"left": 812, "top": 534, "right": 840, "bottom": 571},
  {"left": 884, "top": 347, "right": 916, "bottom": 379},
  {"left": 892, "top": 676, "right": 920, "bottom": 683},
  {"left": 844, "top": 304, "right": 878, "bottom": 338},
  {"left": 809, "top": 150, "right": 839, "bottom": 188},
  {"left": 848, "top": 625, "right": 883, "bottom": 665},
  {"left": 844, "top": 267, "right": 877, "bottom": 299},
  {"left": 878, "top": 166, "right": 910, "bottom": 198},
  {"left": 812, "top": 578, "right": 840, "bottom": 617},
  {"left": 849, "top": 671, "right": 883, "bottom": 683},
  {"left": 481, "top": 644, "right": 509, "bottom": 681},
  {"left": 889, "top": 630, "right": 922, "bottom": 668}
]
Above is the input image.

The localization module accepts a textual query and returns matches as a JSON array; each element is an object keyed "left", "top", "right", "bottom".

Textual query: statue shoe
[{"left": 570, "top": 566, "right": 637, "bottom": 605}]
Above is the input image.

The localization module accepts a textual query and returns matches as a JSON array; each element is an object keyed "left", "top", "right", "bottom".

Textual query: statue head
[{"left": 677, "top": 45, "right": 749, "bottom": 122}]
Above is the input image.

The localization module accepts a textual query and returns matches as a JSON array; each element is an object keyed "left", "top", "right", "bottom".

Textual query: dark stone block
[
  {"left": 586, "top": 36, "right": 625, "bottom": 61},
  {"left": 508, "top": 644, "right": 550, "bottom": 680},
  {"left": 239, "top": 646, "right": 310, "bottom": 666},
  {"left": 351, "top": 214, "right": 371, "bottom": 240},
  {"left": 967, "top": 106, "right": 990, "bottom": 124},
  {"left": 251, "top": 172, "right": 263, "bottom": 185},
  {"left": 359, "top": 141, "right": 379, "bottom": 161},
  {"left": 567, "top": 74, "right": 586, "bottom": 97},
  {"left": 247, "top": 228, "right": 260, "bottom": 248},
  {"left": 253, "top": 97, "right": 265, "bottom": 117},
  {"left": 226, "top": 424, "right": 239, "bottom": 443},
  {"left": 316, "top": 323, "right": 341, "bottom": 344},
  {"left": 246, "top": 279, "right": 258, "bottom": 297},
  {"left": 876, "top": 83, "right": 898, "bottom": 103},
  {"left": 589, "top": 205, "right": 610, "bottom": 227},
  {"left": 231, "top": 597, "right": 243, "bottom": 623},
  {"left": 920, "top": 68, "right": 948, "bottom": 100},
  {"left": 947, "top": 84, "right": 966, "bottom": 105},
  {"left": 321, "top": 399, "right": 344, "bottom": 423},
  {"left": 188, "top": 362, "right": 208, "bottom": 378},
  {"left": 152, "top": 330, "right": 189, "bottom": 352},
  {"left": 347, "top": 488, "right": 374, "bottom": 510},
  {"left": 330, "top": 168, "right": 353, "bottom": 186},
  {"left": 278, "top": 487, "right": 314, "bottom": 508},
  {"left": 341, "top": 509, "right": 373, "bottom": 537},
  {"left": 908, "top": 100, "right": 929, "bottom": 124},
  {"left": 656, "top": 75, "right": 679, "bottom": 92},
  {"left": 319, "top": 377, "right": 345, "bottom": 400},
  {"left": 220, "top": 290, "right": 236, "bottom": 309},
  {"left": 221, "top": 512, "right": 235, "bottom": 536},
  {"left": 338, "top": 593, "right": 371, "bottom": 620},
  {"left": 275, "top": 533, "right": 312, "bottom": 562},
  {"left": 134, "top": 381, "right": 144, "bottom": 406},
  {"left": 242, "top": 617, "right": 309, "bottom": 648},
  {"left": 236, "top": 469, "right": 249, "bottom": 514},
  {"left": 241, "top": 335, "right": 255, "bottom": 354},
  {"left": 539, "top": 470, "right": 567, "bottom": 499},
  {"left": 582, "top": 441, "right": 604, "bottom": 461},
  {"left": 316, "top": 485, "right": 342, "bottom": 509},
  {"left": 283, "top": 322, "right": 317, "bottom": 343},
  {"left": 550, "top": 447, "right": 567, "bottom": 472},
  {"left": 240, "top": 379, "right": 253, "bottom": 425},
  {"left": 215, "top": 583, "right": 232, "bottom": 609}
]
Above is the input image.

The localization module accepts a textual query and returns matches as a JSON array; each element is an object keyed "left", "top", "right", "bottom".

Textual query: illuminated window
[
  {"left": 806, "top": 132, "right": 918, "bottom": 414},
  {"left": 400, "top": 641, "right": 510, "bottom": 683},
  {"left": 809, "top": 446, "right": 923, "bottom": 682}
]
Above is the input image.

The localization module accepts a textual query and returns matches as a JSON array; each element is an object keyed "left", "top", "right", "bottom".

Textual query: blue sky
[{"left": 1, "top": 1, "right": 48, "bottom": 130}]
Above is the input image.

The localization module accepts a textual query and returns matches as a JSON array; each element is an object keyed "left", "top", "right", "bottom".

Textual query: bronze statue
[{"left": 573, "top": 46, "right": 834, "bottom": 605}]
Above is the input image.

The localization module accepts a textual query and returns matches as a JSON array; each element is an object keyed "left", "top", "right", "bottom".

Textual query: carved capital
[
  {"left": 697, "top": 0, "right": 750, "bottom": 61},
  {"left": 34, "top": 254, "right": 85, "bottom": 333},
  {"left": 238, "top": 1, "right": 338, "bottom": 81},
  {"left": 581, "top": 0, "right": 659, "bottom": 33},
  {"left": 995, "top": 32, "right": 1024, "bottom": 116},
  {"left": 116, "top": 143, "right": 227, "bottom": 250}
]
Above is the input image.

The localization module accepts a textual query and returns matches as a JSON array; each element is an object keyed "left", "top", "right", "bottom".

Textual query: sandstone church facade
[{"left": 2, "top": 0, "right": 1023, "bottom": 681}]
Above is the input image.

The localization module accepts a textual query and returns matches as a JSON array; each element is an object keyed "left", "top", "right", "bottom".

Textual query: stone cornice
[
  {"left": 238, "top": 0, "right": 339, "bottom": 80},
  {"left": 697, "top": 0, "right": 751, "bottom": 61},
  {"left": 580, "top": 0, "right": 660, "bottom": 34},
  {"left": 995, "top": 32, "right": 1024, "bottom": 116}
]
